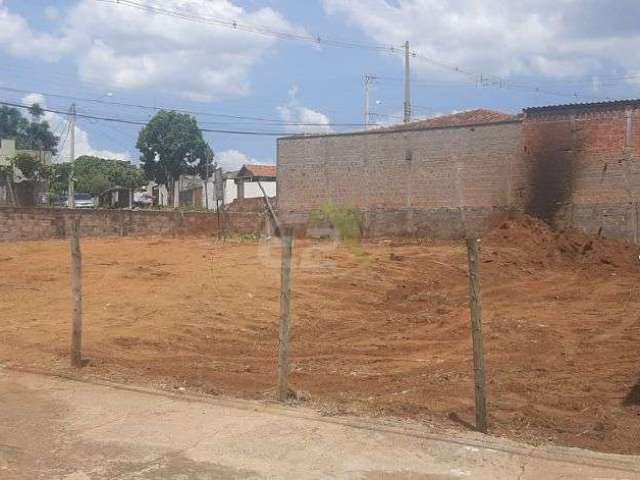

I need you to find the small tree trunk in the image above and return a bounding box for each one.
[168,176,177,208]
[6,178,17,207]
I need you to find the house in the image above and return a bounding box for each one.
[0,138,53,166]
[227,164,277,205]
[98,186,133,209]
[0,138,52,207]
[150,164,277,210]
[277,100,640,241]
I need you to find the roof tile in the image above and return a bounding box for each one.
[380,109,517,131]
[241,164,277,178]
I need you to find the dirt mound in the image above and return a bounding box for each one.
[485,215,640,271]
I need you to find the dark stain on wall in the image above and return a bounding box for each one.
[525,115,579,223]
[526,148,576,222]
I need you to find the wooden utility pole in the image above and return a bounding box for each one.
[70,217,83,367]
[277,228,293,401]
[466,238,488,433]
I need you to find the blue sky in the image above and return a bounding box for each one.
[1,0,640,170]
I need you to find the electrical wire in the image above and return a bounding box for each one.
[95,0,614,104]
[0,100,312,137]
[94,0,403,55]
[0,86,366,128]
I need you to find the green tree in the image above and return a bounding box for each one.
[48,156,145,198]
[136,110,213,206]
[12,152,50,181]
[48,162,71,198]
[0,105,58,153]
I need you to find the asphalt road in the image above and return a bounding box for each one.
[1,368,639,479]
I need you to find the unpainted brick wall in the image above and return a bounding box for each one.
[0,207,268,242]
[523,106,640,241]
[277,121,526,237]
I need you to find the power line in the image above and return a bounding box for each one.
[0,100,316,137]
[94,0,612,105]
[95,0,403,55]
[0,86,366,128]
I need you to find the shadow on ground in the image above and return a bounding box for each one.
[624,379,640,406]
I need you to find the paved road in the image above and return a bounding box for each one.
[1,369,639,479]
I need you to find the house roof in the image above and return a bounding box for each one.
[380,109,517,132]
[524,99,640,115]
[239,164,277,178]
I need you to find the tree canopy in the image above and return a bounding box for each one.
[49,156,145,197]
[0,104,59,153]
[136,110,213,199]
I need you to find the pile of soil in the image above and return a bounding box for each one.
[485,215,640,271]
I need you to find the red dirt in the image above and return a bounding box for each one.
[1,217,639,454]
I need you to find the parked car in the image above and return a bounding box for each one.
[54,193,97,208]
[72,193,97,208]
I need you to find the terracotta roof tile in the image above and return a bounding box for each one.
[240,164,277,178]
[381,109,517,132]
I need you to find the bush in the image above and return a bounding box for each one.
[309,202,363,241]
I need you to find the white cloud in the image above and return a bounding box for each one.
[0,0,72,61]
[44,6,60,21]
[0,0,302,100]
[216,149,271,171]
[21,93,130,162]
[277,85,333,134]
[322,0,640,81]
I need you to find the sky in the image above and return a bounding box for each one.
[1,0,640,170]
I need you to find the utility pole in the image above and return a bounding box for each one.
[404,41,412,124]
[363,74,377,130]
[68,103,76,208]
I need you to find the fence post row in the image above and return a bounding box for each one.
[70,217,83,368]
[466,238,488,433]
[277,227,293,402]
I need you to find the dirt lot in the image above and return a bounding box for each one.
[1,217,639,455]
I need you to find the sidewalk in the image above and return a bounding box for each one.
[1,369,639,479]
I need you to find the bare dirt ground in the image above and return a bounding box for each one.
[1,217,639,455]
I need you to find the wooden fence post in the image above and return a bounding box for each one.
[466,238,488,433]
[277,228,293,401]
[70,217,83,368]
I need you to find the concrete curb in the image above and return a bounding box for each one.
[4,365,639,475]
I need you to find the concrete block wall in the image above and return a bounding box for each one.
[0,207,268,242]
[278,121,526,237]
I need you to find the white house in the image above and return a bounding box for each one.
[151,164,277,209]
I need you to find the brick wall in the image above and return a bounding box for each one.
[278,103,640,241]
[523,104,640,240]
[278,121,526,237]
[0,207,268,242]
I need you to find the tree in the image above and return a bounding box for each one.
[48,156,145,198]
[136,110,213,206]
[12,152,50,182]
[0,152,50,207]
[0,105,58,153]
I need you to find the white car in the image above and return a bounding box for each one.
[67,193,96,208]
